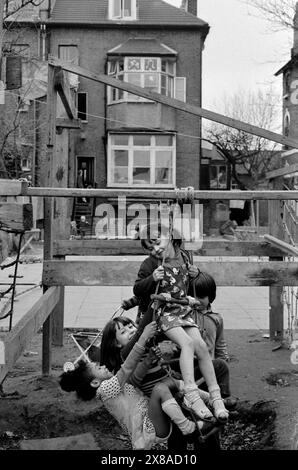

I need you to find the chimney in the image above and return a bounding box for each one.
[180,0,197,16]
[188,0,197,16]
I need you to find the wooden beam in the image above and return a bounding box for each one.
[48,56,298,149]
[54,67,76,120]
[0,179,28,196]
[42,260,298,287]
[264,234,298,257]
[56,118,81,129]
[53,239,284,258]
[0,287,60,384]
[25,187,298,200]
[0,202,33,231]
[266,163,298,180]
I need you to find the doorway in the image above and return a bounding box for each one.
[76,156,95,188]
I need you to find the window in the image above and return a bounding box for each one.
[58,45,79,88]
[109,0,136,20]
[108,134,176,187]
[9,44,30,88]
[108,57,181,103]
[77,92,88,122]
[210,165,228,189]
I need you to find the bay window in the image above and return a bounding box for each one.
[108,57,180,103]
[108,134,176,187]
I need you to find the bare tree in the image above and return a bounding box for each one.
[203,87,281,189]
[1,0,48,180]
[3,0,45,20]
[245,0,296,32]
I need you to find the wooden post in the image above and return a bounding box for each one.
[45,65,72,349]
[268,176,284,342]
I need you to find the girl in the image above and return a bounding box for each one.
[133,223,229,423]
[60,321,199,450]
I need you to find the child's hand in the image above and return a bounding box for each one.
[158,292,171,302]
[186,295,197,307]
[188,265,199,278]
[142,321,157,341]
[153,266,165,281]
[148,346,162,361]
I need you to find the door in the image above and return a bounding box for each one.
[77,156,95,188]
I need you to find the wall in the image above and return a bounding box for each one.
[50,26,203,190]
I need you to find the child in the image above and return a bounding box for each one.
[59,321,199,449]
[188,271,236,406]
[133,223,229,423]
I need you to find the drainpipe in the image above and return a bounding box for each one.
[0,0,5,84]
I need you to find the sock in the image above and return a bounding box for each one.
[197,388,210,404]
[161,398,195,435]
[208,386,229,421]
[184,386,213,420]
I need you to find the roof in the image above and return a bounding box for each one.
[275,54,298,76]
[49,0,209,29]
[108,38,177,56]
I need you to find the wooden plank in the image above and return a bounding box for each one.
[42,260,298,287]
[56,118,81,129]
[54,68,76,119]
[48,56,298,149]
[0,287,60,383]
[0,179,28,196]
[0,202,33,231]
[266,163,298,180]
[26,187,298,200]
[53,239,285,258]
[264,234,298,257]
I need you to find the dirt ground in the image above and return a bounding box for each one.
[0,327,298,452]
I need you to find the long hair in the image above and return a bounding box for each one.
[99,316,136,372]
[188,271,217,304]
[59,360,96,401]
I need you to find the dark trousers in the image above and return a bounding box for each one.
[194,358,231,398]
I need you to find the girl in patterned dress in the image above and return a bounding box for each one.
[59,321,200,450]
[133,223,229,423]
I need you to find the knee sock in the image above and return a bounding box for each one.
[197,388,210,404]
[161,398,195,435]
[184,385,213,420]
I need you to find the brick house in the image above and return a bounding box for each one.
[275,3,298,182]
[2,0,211,235]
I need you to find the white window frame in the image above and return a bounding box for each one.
[58,45,79,89]
[107,133,176,188]
[108,57,179,104]
[109,0,136,20]
[174,77,186,102]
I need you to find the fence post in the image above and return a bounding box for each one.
[268,176,284,342]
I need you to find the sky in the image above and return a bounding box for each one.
[165,0,291,122]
